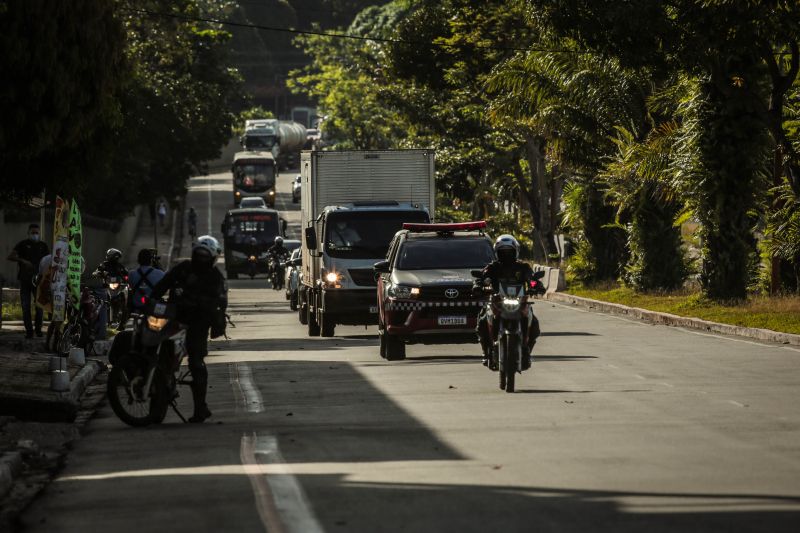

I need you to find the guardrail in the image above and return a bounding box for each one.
[531,264,566,294]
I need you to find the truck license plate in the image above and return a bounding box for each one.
[369,306,378,313]
[438,315,467,326]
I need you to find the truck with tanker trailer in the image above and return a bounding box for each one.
[240,119,307,169]
[299,149,435,337]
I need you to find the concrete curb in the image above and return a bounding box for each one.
[547,292,800,347]
[0,451,22,498]
[58,359,104,408]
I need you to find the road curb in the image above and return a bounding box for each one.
[0,451,22,498]
[546,292,800,347]
[59,360,104,408]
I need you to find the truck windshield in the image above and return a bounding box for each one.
[233,163,275,192]
[396,239,494,270]
[224,213,280,247]
[243,134,276,151]
[324,210,429,259]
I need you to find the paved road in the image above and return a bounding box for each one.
[20,171,800,532]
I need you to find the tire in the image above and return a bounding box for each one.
[290,291,298,311]
[107,361,166,427]
[299,301,308,325]
[385,333,406,361]
[505,336,518,393]
[320,312,335,337]
[307,304,320,336]
[499,370,506,390]
[378,327,387,359]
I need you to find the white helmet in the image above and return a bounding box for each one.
[494,234,519,262]
[193,235,221,258]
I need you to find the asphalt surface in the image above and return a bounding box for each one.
[19,170,800,533]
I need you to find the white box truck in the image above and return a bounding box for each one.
[300,149,435,337]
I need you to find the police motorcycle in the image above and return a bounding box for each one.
[107,299,189,426]
[472,269,545,393]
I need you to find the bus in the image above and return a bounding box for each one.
[220,208,287,279]
[231,151,277,207]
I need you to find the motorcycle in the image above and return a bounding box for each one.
[53,286,100,356]
[107,300,189,426]
[106,274,129,328]
[247,254,258,279]
[473,270,544,393]
[268,254,287,290]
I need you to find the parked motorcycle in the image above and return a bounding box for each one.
[107,300,189,426]
[473,270,544,393]
[53,286,100,356]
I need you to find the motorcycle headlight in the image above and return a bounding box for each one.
[501,298,521,313]
[269,191,275,196]
[147,316,168,331]
[249,255,256,261]
[108,282,120,290]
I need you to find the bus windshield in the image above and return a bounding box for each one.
[224,212,280,248]
[324,210,430,259]
[233,163,275,192]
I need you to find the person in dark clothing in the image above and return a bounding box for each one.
[93,248,128,279]
[266,236,288,263]
[7,224,49,338]
[150,235,227,423]
[474,234,541,369]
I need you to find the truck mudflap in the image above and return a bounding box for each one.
[319,288,379,325]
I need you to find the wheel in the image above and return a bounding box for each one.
[320,311,335,337]
[505,337,518,393]
[307,305,320,336]
[499,370,506,390]
[385,333,406,361]
[378,327,387,359]
[107,360,166,427]
[299,301,308,325]
[290,291,298,311]
[226,269,238,280]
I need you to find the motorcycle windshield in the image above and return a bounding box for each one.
[499,283,524,298]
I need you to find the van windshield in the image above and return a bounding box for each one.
[324,210,429,259]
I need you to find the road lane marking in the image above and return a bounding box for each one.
[728,400,746,408]
[659,382,674,388]
[634,374,646,380]
[241,434,285,533]
[230,362,264,413]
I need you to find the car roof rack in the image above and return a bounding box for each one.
[402,220,487,234]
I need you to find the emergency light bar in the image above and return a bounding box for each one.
[402,221,487,232]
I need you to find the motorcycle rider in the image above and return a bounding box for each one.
[93,248,129,334]
[150,236,227,423]
[474,235,541,369]
[127,248,165,312]
[266,236,289,284]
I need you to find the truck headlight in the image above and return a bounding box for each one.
[389,285,418,299]
[324,271,342,288]
[325,272,339,283]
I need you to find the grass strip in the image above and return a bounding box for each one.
[566,284,800,335]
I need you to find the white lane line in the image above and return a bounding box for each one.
[241,434,284,533]
[634,374,646,380]
[728,400,746,408]
[659,382,674,388]
[230,362,264,413]
[245,433,325,533]
[207,178,213,235]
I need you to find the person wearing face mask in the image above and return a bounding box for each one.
[473,234,540,369]
[7,224,50,338]
[149,235,227,423]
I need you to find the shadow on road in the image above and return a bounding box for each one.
[210,337,377,353]
[541,331,599,336]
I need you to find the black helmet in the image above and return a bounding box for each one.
[106,248,123,262]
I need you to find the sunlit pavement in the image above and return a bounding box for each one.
[20,171,800,533]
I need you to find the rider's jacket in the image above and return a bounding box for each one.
[266,244,288,260]
[150,260,228,325]
[476,260,534,292]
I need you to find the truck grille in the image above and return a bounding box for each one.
[348,268,377,287]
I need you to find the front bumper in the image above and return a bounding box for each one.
[321,288,379,325]
[384,298,484,343]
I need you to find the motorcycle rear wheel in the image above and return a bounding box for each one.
[107,361,168,427]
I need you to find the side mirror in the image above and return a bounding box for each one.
[532,270,545,280]
[304,227,317,250]
[470,269,483,278]
[373,260,390,273]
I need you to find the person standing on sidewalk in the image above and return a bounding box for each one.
[7,223,49,338]
[157,200,168,231]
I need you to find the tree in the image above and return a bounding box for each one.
[0,0,126,199]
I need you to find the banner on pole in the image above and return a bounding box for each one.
[67,200,83,308]
[50,197,70,321]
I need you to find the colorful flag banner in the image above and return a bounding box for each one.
[67,200,83,308]
[51,197,70,321]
